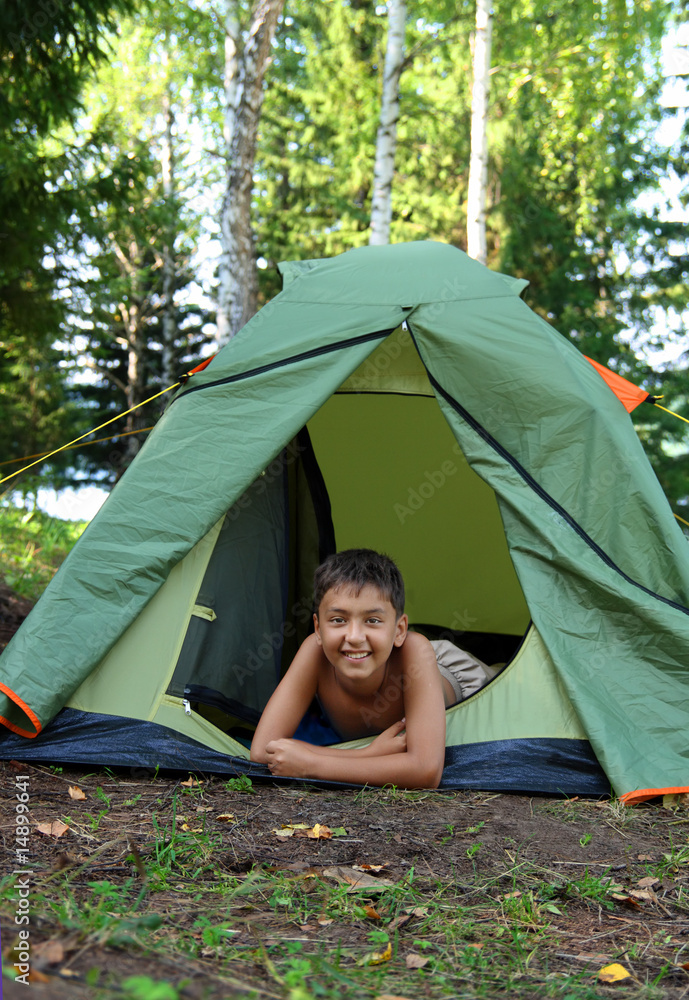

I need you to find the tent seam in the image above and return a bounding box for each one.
[172,328,399,404]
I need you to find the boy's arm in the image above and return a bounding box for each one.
[263,633,446,789]
[250,634,321,763]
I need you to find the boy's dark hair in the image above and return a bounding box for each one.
[313,549,405,618]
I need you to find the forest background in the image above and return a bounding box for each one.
[1,0,689,524]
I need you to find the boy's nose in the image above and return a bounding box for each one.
[346,622,365,643]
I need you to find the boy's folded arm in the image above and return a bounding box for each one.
[250,634,321,763]
[263,738,444,788]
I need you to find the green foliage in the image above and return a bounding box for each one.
[0,501,86,600]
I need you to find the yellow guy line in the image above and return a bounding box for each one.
[0,426,154,468]
[0,383,179,487]
[654,403,689,427]
[675,513,689,528]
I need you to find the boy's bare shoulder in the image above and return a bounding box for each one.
[393,630,437,673]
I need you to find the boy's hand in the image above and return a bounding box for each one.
[367,718,407,756]
[264,738,314,778]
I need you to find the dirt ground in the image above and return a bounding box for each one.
[0,582,34,653]
[2,761,689,999]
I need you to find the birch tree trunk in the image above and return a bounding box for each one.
[369,0,406,246]
[466,0,492,265]
[216,0,284,346]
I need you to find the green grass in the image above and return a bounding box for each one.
[0,500,87,600]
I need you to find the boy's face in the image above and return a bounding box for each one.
[313,584,407,685]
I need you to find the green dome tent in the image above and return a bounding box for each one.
[2,241,688,802]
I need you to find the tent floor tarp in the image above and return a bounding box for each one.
[0,708,611,796]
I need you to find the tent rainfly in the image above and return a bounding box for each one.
[1,241,689,803]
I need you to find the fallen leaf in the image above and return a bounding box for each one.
[34,939,65,966]
[181,776,202,786]
[273,823,310,838]
[353,863,389,873]
[216,813,236,823]
[330,826,347,837]
[388,913,412,932]
[406,906,429,917]
[322,865,396,892]
[636,876,659,888]
[68,786,86,801]
[363,904,381,920]
[610,893,641,908]
[36,820,69,838]
[361,941,392,966]
[393,833,403,843]
[598,963,631,983]
[317,916,333,926]
[27,970,50,983]
[375,995,415,1000]
[405,952,430,969]
[628,889,655,901]
[299,924,315,932]
[637,854,654,862]
[180,823,203,832]
[307,823,332,839]
[503,891,522,899]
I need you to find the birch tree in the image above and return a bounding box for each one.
[369,0,407,246]
[216,0,284,346]
[466,0,492,264]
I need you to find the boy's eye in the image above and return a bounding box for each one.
[366,618,382,625]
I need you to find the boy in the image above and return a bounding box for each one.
[251,549,487,789]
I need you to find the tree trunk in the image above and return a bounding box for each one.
[466,0,492,265]
[216,0,284,346]
[160,53,177,387]
[369,0,406,246]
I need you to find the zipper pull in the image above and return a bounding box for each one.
[182,699,192,716]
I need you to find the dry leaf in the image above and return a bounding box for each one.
[317,916,333,926]
[322,865,396,892]
[180,823,203,833]
[375,995,415,1000]
[363,904,381,920]
[503,891,522,899]
[216,813,236,823]
[307,823,332,839]
[405,952,430,969]
[636,877,659,888]
[36,820,69,838]
[406,906,429,917]
[68,786,86,801]
[180,776,202,787]
[27,969,50,983]
[598,963,631,983]
[353,863,389,873]
[362,941,392,966]
[637,854,654,861]
[610,893,641,908]
[273,823,309,838]
[35,939,65,966]
[393,833,403,843]
[628,889,655,901]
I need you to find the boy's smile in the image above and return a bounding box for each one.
[314,583,407,693]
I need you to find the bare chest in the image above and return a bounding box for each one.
[317,665,406,741]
